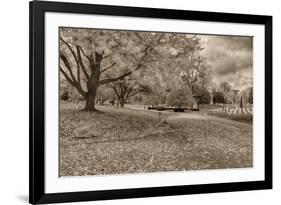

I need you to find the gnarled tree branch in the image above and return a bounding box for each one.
[100,62,116,73]
[100,71,132,85]
[60,53,77,83]
[60,37,79,64]
[76,46,90,80]
[77,45,91,61]
[59,66,86,97]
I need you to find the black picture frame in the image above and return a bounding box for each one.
[29,1,272,204]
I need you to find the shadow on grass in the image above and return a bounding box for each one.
[79,109,105,114]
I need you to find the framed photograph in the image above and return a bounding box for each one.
[29,0,272,204]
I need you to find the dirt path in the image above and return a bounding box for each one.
[126,106,251,131]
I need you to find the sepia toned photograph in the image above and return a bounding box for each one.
[59,27,253,177]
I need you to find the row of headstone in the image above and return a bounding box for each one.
[216,107,253,115]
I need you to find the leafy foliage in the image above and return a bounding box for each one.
[59,28,211,110]
[96,86,115,105]
[213,91,225,104]
[166,85,193,108]
[59,28,165,110]
[219,81,233,104]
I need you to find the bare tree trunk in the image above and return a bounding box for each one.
[83,84,98,111]
[119,98,125,108]
[210,93,214,105]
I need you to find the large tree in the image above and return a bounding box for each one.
[179,56,212,93]
[175,36,213,104]
[166,85,193,109]
[59,28,164,111]
[139,35,203,106]
[219,81,232,104]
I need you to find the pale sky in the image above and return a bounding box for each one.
[200,35,253,91]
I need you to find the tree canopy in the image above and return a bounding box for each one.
[59,28,213,110]
[166,85,193,108]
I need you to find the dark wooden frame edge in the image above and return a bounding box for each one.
[29,1,272,204]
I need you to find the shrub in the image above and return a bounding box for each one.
[173,108,185,112]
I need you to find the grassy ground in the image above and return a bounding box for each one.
[208,112,253,123]
[59,102,253,176]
